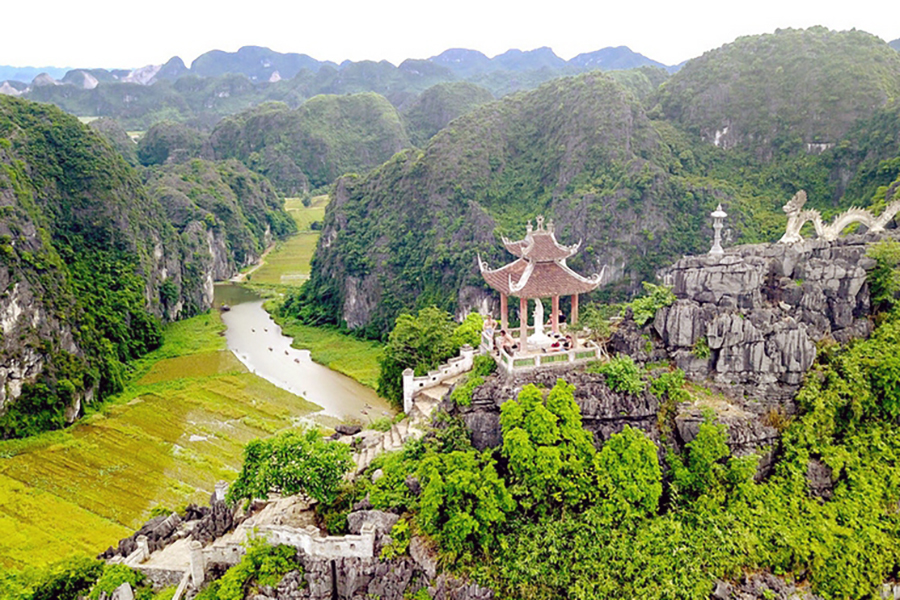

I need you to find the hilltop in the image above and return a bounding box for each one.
[657,27,900,159]
[286,27,900,336]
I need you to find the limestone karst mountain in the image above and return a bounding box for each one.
[208,93,412,195]
[0,96,294,437]
[0,44,675,129]
[657,27,900,159]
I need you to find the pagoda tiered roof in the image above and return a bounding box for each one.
[479,216,602,298]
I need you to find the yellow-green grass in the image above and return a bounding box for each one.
[0,312,320,570]
[250,197,328,285]
[250,233,320,285]
[275,314,383,389]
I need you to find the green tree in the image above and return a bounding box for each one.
[416,450,515,559]
[867,239,900,312]
[593,426,662,522]
[500,381,597,513]
[377,307,480,407]
[227,429,353,507]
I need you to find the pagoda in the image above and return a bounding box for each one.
[479,216,602,345]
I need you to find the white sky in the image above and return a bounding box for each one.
[3,0,899,69]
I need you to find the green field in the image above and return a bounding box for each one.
[0,312,320,570]
[250,196,327,285]
[275,314,383,389]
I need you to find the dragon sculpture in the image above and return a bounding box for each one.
[778,190,900,244]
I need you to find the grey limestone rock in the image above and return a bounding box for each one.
[110,582,134,600]
[652,234,886,408]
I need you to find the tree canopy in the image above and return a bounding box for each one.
[227,429,353,506]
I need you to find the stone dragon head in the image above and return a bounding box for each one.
[783,190,807,216]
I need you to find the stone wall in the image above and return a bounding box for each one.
[403,345,476,413]
[649,234,884,410]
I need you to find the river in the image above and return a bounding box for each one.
[214,284,391,422]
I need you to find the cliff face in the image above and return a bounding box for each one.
[651,235,878,408]
[0,96,292,436]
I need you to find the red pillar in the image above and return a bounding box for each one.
[572,293,579,327]
[519,296,528,347]
[500,293,508,332]
[551,295,560,334]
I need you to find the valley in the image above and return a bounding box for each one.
[3,22,900,600]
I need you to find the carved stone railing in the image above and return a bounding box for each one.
[402,345,476,413]
[779,190,900,244]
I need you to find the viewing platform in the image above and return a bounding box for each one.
[481,326,609,375]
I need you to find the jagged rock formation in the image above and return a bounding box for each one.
[712,573,824,600]
[651,234,881,408]
[446,367,660,451]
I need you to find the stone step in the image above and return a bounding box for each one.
[390,424,402,447]
[395,419,408,439]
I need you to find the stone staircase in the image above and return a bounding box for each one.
[349,375,465,475]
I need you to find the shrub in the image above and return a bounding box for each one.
[691,336,711,359]
[380,518,411,560]
[449,375,484,407]
[198,538,299,600]
[593,425,663,522]
[588,355,645,395]
[623,283,676,326]
[500,381,597,513]
[417,450,515,559]
[227,429,353,507]
[867,239,900,311]
[28,557,104,600]
[89,565,147,600]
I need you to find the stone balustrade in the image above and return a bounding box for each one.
[402,344,476,413]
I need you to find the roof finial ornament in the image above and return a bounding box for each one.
[547,218,555,233]
[535,215,545,231]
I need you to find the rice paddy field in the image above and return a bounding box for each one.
[250,196,327,285]
[0,311,320,571]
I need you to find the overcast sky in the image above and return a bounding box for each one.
[3,0,899,69]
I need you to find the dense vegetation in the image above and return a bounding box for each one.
[208,94,411,195]
[285,28,900,337]
[6,44,670,130]
[0,96,294,438]
[402,82,494,146]
[658,27,900,160]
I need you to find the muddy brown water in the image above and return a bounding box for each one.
[215,284,391,422]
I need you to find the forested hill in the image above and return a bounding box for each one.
[0,96,294,438]
[658,27,900,159]
[0,45,671,130]
[208,93,412,195]
[285,27,900,337]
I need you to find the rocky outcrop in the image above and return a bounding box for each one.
[254,556,494,600]
[445,366,660,450]
[651,235,882,409]
[712,572,824,600]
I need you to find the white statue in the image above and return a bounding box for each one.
[779,189,900,244]
[527,299,553,347]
